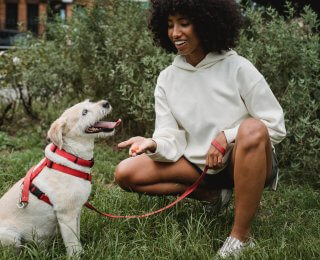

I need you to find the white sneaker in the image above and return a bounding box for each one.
[217,236,255,258]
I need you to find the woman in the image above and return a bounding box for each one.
[115,0,286,257]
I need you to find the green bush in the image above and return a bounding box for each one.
[236,5,319,184]
[0,1,318,182]
[0,0,172,134]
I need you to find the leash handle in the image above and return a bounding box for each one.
[85,166,208,219]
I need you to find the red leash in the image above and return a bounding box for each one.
[84,166,208,219]
[19,144,208,218]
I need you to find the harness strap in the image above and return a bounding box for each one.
[50,144,94,168]
[48,162,92,181]
[19,159,48,206]
[19,157,92,208]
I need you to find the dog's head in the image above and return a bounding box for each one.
[47,100,121,149]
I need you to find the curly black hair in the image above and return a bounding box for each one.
[148,0,243,53]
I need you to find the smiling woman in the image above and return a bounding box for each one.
[148,0,243,53]
[115,0,286,258]
[167,14,205,66]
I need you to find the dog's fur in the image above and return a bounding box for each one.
[0,100,115,256]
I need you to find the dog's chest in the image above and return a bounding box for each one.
[33,168,92,208]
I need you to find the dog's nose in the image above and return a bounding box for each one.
[102,101,110,109]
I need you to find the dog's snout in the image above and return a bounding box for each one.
[102,101,110,109]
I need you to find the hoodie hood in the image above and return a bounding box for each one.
[172,50,237,71]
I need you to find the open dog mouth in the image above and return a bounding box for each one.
[85,119,121,134]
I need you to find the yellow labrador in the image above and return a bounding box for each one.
[0,100,120,256]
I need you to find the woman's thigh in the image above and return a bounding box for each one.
[115,154,201,186]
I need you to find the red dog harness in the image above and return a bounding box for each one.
[18,144,93,208]
[18,144,208,218]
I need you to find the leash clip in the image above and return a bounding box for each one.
[17,200,28,209]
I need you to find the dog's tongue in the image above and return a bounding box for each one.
[93,119,121,129]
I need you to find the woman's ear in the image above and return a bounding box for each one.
[47,118,66,149]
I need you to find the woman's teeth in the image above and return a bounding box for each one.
[175,41,186,46]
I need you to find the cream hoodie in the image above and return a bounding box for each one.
[148,50,286,174]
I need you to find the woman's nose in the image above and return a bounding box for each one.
[172,25,182,38]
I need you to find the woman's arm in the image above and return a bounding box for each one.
[223,58,286,145]
[147,83,187,162]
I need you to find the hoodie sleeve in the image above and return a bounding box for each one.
[223,125,240,144]
[147,81,187,162]
[223,58,286,145]
[241,77,286,145]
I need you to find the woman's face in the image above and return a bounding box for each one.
[168,13,206,66]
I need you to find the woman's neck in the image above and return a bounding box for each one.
[185,50,207,67]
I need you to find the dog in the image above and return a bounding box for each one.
[0,99,120,256]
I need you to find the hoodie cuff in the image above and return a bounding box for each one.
[223,124,240,144]
[146,138,165,160]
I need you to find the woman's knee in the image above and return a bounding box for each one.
[237,118,269,150]
[114,158,136,191]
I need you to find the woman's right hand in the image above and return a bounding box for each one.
[118,136,157,157]
[206,132,228,169]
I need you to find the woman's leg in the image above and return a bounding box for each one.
[115,155,219,202]
[229,118,273,241]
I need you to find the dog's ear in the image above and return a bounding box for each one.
[47,118,67,149]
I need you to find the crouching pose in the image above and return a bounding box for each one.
[115,0,286,258]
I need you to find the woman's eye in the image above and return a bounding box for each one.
[181,20,190,27]
[82,109,88,116]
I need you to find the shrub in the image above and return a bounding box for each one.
[236,5,319,183]
[0,1,318,182]
[0,0,172,133]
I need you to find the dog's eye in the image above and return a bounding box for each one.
[82,109,88,116]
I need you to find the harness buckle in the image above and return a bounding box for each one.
[47,160,53,168]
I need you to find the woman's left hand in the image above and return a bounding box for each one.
[206,132,228,169]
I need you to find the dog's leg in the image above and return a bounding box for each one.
[56,211,83,257]
[0,227,22,252]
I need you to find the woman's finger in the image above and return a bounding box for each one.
[217,155,223,168]
[212,154,218,169]
[129,143,140,156]
[118,139,133,149]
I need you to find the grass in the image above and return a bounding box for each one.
[0,130,319,259]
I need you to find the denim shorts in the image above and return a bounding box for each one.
[188,149,278,189]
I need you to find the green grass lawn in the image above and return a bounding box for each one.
[0,130,319,259]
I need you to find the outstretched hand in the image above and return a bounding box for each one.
[206,132,228,169]
[118,136,157,157]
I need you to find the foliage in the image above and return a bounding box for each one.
[236,5,320,183]
[0,0,172,134]
[0,1,319,181]
[241,0,320,15]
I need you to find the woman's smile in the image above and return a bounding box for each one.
[168,13,206,66]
